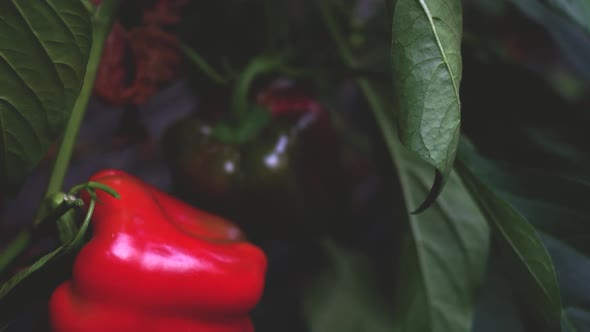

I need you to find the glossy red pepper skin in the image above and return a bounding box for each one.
[49,169,267,332]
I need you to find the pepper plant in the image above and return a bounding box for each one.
[0,0,589,331]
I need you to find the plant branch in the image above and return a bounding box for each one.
[0,0,120,277]
[43,0,120,198]
[318,0,358,68]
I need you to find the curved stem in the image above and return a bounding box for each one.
[231,56,282,117]
[70,198,96,248]
[0,0,120,277]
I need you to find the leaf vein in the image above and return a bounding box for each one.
[0,53,47,123]
[417,0,461,122]
[10,0,64,92]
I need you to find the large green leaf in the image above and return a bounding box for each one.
[391,141,490,332]
[457,161,563,331]
[359,79,488,332]
[391,0,463,211]
[0,0,92,194]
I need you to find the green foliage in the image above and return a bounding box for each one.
[0,0,92,194]
[0,183,118,330]
[458,160,563,331]
[0,0,588,330]
[303,240,396,332]
[391,140,490,332]
[458,141,590,257]
[391,0,463,211]
[361,79,489,332]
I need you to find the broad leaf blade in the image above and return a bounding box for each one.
[392,140,489,332]
[391,0,463,211]
[458,140,590,256]
[359,79,488,332]
[303,240,397,332]
[457,161,563,331]
[0,0,91,194]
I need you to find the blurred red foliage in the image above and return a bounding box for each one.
[93,0,188,106]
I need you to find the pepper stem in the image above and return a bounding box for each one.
[231,56,283,118]
[0,0,120,276]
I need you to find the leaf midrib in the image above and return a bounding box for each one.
[486,199,558,311]
[417,0,461,108]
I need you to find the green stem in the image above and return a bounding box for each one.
[0,231,31,273]
[70,198,96,248]
[0,0,120,276]
[319,0,400,172]
[231,56,282,117]
[180,41,229,85]
[318,0,357,68]
[44,0,119,198]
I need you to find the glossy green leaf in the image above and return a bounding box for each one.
[0,0,92,194]
[359,78,489,332]
[391,0,463,211]
[391,141,490,332]
[457,161,563,331]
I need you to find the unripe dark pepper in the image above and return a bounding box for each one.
[162,84,345,238]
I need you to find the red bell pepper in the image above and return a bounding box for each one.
[49,169,267,332]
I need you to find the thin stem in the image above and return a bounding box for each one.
[43,0,119,198]
[231,56,282,117]
[0,196,82,275]
[0,231,31,273]
[69,198,95,248]
[180,41,229,85]
[318,0,358,68]
[0,0,120,276]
